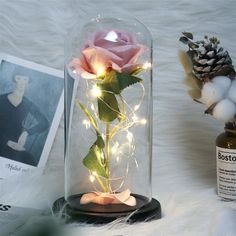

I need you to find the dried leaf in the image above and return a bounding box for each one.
[188,89,201,100]
[178,50,193,75]
[179,36,189,45]
[185,76,202,89]
[179,50,202,99]
[182,32,193,40]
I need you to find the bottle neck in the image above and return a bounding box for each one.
[224,122,236,136]
[224,128,236,137]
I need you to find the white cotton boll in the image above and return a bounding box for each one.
[228,80,236,104]
[213,99,236,122]
[212,76,232,94]
[201,82,224,107]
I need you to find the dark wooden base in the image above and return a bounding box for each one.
[53,194,161,224]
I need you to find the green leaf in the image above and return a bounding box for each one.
[96,70,142,122]
[116,72,142,92]
[101,70,120,94]
[77,102,98,132]
[131,67,144,75]
[94,132,105,148]
[83,145,108,178]
[182,32,193,40]
[100,70,143,95]
[97,90,120,122]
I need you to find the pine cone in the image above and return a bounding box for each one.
[179,32,236,83]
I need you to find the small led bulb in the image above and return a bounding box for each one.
[91,84,102,98]
[89,175,95,183]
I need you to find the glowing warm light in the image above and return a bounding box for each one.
[126,131,133,143]
[96,66,106,77]
[140,118,147,125]
[83,119,91,129]
[143,62,152,70]
[91,84,102,98]
[91,104,95,111]
[90,175,95,183]
[111,142,119,155]
[104,31,118,42]
[134,105,140,111]
[116,156,120,162]
[132,114,138,122]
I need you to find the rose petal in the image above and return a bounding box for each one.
[80,192,98,204]
[114,189,131,202]
[126,44,146,65]
[80,190,136,206]
[73,29,145,77]
[111,61,122,72]
[92,196,115,205]
[123,196,136,206]
[94,30,135,49]
[69,56,93,77]
[79,55,93,73]
[69,58,81,70]
[81,71,97,79]
[112,195,136,206]
[110,190,136,206]
[109,45,140,65]
[118,31,137,44]
[99,192,116,199]
[92,30,108,43]
[95,38,126,49]
[83,46,122,74]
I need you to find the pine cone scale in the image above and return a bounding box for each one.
[179,33,236,82]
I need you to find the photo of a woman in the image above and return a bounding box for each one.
[0,55,63,178]
[0,53,64,179]
[0,73,49,166]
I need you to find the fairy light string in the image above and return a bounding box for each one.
[79,62,151,193]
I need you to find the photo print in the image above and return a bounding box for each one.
[0,54,64,178]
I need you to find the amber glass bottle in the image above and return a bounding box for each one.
[216,125,236,200]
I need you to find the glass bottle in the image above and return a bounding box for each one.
[216,123,236,200]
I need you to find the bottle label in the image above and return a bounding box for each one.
[216,146,236,200]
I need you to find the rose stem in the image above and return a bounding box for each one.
[110,94,126,139]
[95,175,107,192]
[105,122,111,192]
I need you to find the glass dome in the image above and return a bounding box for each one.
[64,16,153,214]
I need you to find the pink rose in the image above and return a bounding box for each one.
[70,29,146,79]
